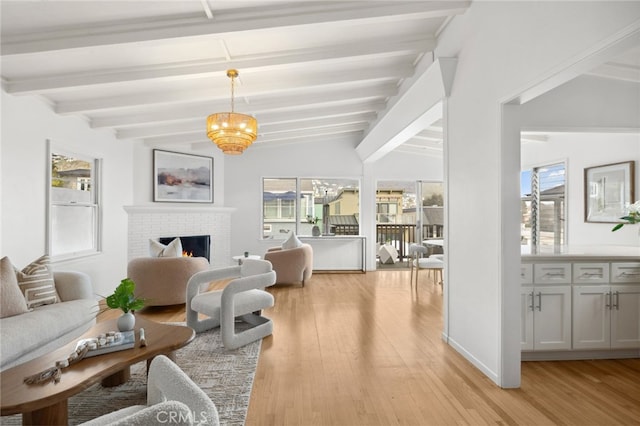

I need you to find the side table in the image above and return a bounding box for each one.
[232,254,261,265]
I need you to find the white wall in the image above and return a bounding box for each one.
[522,132,640,245]
[520,75,640,132]
[433,1,640,387]
[1,91,134,297]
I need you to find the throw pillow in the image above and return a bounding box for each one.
[15,255,60,309]
[149,237,183,257]
[282,232,303,250]
[1,256,29,318]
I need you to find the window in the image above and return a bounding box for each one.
[262,178,359,238]
[48,145,101,260]
[262,178,297,238]
[521,162,566,250]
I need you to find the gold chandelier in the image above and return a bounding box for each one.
[207,69,258,155]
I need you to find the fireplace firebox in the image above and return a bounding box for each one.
[159,235,211,261]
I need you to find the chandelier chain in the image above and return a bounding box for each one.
[230,73,235,113]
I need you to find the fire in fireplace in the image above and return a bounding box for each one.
[159,235,211,261]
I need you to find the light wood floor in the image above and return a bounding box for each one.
[127,270,640,426]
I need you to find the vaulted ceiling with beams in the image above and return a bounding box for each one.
[0,1,470,156]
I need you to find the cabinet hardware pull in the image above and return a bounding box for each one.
[536,292,542,311]
[544,272,565,278]
[613,291,619,310]
[619,271,640,277]
[605,292,611,309]
[580,272,602,278]
[529,291,534,311]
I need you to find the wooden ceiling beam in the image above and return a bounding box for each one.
[4,37,433,95]
[56,65,410,114]
[1,2,469,56]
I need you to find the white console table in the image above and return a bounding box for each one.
[299,236,365,272]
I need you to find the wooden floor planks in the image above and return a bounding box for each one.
[125,270,640,425]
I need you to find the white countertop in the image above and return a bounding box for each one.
[521,245,640,261]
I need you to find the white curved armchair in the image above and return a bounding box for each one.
[81,355,219,426]
[186,259,277,349]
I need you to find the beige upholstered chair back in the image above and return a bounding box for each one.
[127,257,209,306]
[264,243,313,286]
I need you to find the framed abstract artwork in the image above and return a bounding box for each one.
[584,161,635,223]
[153,150,213,203]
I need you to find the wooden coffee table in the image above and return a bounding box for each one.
[1,317,194,425]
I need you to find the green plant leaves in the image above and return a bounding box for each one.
[106,278,145,313]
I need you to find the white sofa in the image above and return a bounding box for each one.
[0,271,99,371]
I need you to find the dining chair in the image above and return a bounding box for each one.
[408,243,444,289]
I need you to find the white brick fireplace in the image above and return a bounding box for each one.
[124,205,235,268]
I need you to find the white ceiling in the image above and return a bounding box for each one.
[2,2,637,157]
[0,0,470,155]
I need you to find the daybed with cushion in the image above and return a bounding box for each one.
[1,256,98,371]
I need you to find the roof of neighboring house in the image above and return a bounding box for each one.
[423,207,444,225]
[54,159,91,178]
[328,215,359,225]
[263,190,298,201]
[403,206,444,225]
[521,184,565,200]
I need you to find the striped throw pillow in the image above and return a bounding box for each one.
[16,255,60,309]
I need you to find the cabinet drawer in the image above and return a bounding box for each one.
[573,263,610,283]
[611,263,640,283]
[534,263,571,284]
[521,264,533,284]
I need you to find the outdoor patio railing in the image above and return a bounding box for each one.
[331,223,444,260]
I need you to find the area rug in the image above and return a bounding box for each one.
[1,324,260,426]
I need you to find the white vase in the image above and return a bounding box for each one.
[117,312,135,332]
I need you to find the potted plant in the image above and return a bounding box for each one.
[106,278,145,331]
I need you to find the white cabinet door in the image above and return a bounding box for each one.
[521,287,534,351]
[572,285,610,350]
[533,286,572,350]
[610,285,640,349]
